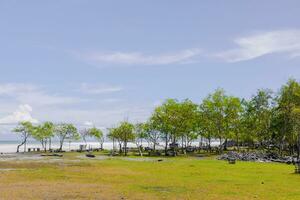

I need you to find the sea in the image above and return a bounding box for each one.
[0,140,113,153]
[0,140,220,153]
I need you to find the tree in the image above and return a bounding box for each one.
[144,120,160,151]
[150,100,173,155]
[274,79,300,155]
[107,127,120,153]
[243,89,273,149]
[89,127,104,149]
[198,102,215,151]
[177,100,198,154]
[150,99,198,155]
[293,107,300,159]
[55,123,80,151]
[118,122,135,156]
[200,89,226,152]
[80,128,90,145]
[199,89,242,153]
[108,122,135,156]
[134,123,147,156]
[13,121,34,153]
[224,95,242,150]
[32,122,54,152]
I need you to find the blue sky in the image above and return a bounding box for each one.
[0,1,300,137]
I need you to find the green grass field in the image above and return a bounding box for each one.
[0,153,299,200]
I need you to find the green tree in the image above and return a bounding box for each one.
[150,99,175,155]
[13,121,34,153]
[274,79,300,155]
[143,120,160,151]
[134,123,147,156]
[177,100,199,154]
[89,127,104,149]
[107,127,120,153]
[198,102,215,151]
[150,99,198,155]
[55,123,80,151]
[224,95,242,150]
[80,128,90,145]
[32,122,54,152]
[201,89,225,152]
[108,122,135,156]
[200,89,242,152]
[293,107,300,159]
[243,89,273,148]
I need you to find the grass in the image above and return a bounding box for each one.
[0,152,300,199]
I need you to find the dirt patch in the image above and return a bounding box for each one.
[76,155,110,160]
[0,153,44,161]
[119,157,164,162]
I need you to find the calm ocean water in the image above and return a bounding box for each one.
[0,140,219,153]
[0,140,112,153]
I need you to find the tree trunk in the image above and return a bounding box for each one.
[83,137,87,145]
[24,140,26,153]
[137,143,142,157]
[112,138,115,151]
[224,138,228,151]
[119,143,122,154]
[59,140,64,151]
[219,138,223,154]
[236,134,240,152]
[44,140,47,152]
[164,134,168,156]
[17,139,26,153]
[297,133,300,161]
[172,136,176,157]
[181,136,184,154]
[124,141,127,156]
[198,137,202,153]
[49,138,52,151]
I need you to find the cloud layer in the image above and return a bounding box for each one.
[0,82,152,132]
[82,48,202,65]
[0,83,82,106]
[0,104,38,124]
[216,29,300,62]
[79,83,122,94]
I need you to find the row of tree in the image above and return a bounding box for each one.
[13,122,103,152]
[13,79,300,157]
[106,79,300,157]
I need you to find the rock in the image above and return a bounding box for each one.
[86,154,95,158]
[218,151,294,164]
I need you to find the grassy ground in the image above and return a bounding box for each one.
[0,152,299,200]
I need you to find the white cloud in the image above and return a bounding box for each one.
[41,104,152,129]
[216,29,300,62]
[81,48,202,65]
[0,83,37,95]
[18,92,81,106]
[84,121,93,127]
[79,83,123,94]
[0,83,82,106]
[0,83,157,138]
[0,104,38,124]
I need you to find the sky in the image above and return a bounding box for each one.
[0,1,300,138]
